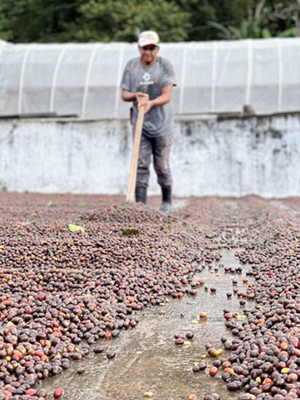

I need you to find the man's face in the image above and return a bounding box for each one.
[139,45,159,66]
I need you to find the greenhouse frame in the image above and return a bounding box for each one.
[0,37,299,119]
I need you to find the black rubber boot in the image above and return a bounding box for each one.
[160,186,172,214]
[135,186,147,204]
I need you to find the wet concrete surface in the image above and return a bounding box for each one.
[1,194,300,399]
[39,246,255,400]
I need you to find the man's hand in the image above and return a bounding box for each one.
[123,86,173,114]
[138,99,154,114]
[137,85,173,114]
[136,92,149,102]
[122,90,148,103]
[137,93,152,114]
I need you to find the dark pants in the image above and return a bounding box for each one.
[136,134,173,188]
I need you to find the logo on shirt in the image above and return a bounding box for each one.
[143,73,151,82]
[140,72,154,86]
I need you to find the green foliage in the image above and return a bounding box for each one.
[0,0,298,43]
[277,27,298,37]
[208,19,268,40]
[177,0,251,41]
[0,0,84,43]
[120,228,140,235]
[262,28,272,38]
[206,2,300,40]
[165,225,174,231]
[68,224,85,232]
[61,0,191,42]
[0,0,190,43]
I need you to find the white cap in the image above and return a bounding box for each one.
[138,31,160,47]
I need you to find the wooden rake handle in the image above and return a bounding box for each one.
[126,97,147,202]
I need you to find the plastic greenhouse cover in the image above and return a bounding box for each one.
[0,37,299,119]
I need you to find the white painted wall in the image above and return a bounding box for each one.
[0,113,299,198]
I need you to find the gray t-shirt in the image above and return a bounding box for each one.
[121,56,176,138]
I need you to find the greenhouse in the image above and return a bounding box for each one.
[0,37,299,119]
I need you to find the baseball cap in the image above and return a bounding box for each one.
[138,31,160,47]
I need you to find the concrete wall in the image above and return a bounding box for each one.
[0,113,299,198]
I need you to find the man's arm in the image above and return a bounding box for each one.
[122,90,148,103]
[139,85,173,114]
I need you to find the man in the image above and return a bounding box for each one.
[121,30,176,214]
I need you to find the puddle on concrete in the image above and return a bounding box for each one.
[39,248,255,400]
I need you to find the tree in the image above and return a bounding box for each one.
[207,2,299,40]
[0,0,83,43]
[61,0,191,42]
[296,0,300,36]
[0,0,190,43]
[0,0,299,43]
[174,0,300,41]
[203,0,300,40]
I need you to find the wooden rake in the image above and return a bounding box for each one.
[126,97,146,202]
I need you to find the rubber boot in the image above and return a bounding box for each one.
[135,186,147,204]
[160,186,172,214]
